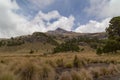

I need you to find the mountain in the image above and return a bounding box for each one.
[0,32,58,54]
[47,28,73,35]
[47,28,107,39]
[0,29,107,54]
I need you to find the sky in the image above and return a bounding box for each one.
[0,0,120,38]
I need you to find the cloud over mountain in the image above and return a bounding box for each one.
[75,18,111,33]
[0,0,75,38]
[0,0,119,38]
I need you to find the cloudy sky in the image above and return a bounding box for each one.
[0,0,120,38]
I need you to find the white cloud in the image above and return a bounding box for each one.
[0,0,75,38]
[46,15,75,31]
[85,0,120,18]
[101,0,120,17]
[30,10,75,32]
[0,0,28,38]
[29,0,55,9]
[79,0,120,33]
[75,18,111,33]
[37,11,61,21]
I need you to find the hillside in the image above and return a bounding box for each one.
[0,28,107,54]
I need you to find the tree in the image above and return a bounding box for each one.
[103,40,118,53]
[106,16,120,40]
[100,16,120,54]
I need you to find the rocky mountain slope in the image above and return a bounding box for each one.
[0,28,107,54]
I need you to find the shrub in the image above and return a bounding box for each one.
[53,41,80,53]
[102,40,118,53]
[96,47,103,55]
[6,39,24,46]
[81,48,84,52]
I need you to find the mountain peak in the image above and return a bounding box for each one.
[55,28,67,32]
[47,28,71,35]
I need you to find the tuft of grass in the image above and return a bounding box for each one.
[70,70,81,80]
[56,59,64,67]
[73,55,81,68]
[0,72,15,80]
[65,62,73,68]
[59,71,72,80]
[16,62,37,80]
[89,67,101,78]
[38,65,56,80]
[79,68,93,80]
[108,64,119,75]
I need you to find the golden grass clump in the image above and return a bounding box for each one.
[59,71,72,80]
[56,58,64,67]
[13,61,56,80]
[0,72,15,80]
[70,70,81,80]
[16,62,37,80]
[79,68,93,80]
[89,67,101,78]
[37,64,56,80]
[108,64,119,75]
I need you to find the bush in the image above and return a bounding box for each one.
[96,47,102,55]
[6,39,24,46]
[53,41,80,53]
[102,40,118,53]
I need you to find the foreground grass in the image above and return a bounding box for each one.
[0,51,120,80]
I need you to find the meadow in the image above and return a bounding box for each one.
[0,50,120,80]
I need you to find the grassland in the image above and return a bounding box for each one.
[0,50,120,80]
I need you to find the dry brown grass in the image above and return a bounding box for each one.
[0,51,120,80]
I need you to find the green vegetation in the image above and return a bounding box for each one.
[53,41,80,53]
[106,16,120,40]
[0,40,5,47]
[0,37,24,47]
[102,40,119,53]
[96,16,120,55]
[96,47,102,55]
[7,39,24,46]
[32,32,58,45]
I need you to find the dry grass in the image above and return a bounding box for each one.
[0,51,120,80]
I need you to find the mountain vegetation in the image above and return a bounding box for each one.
[96,16,120,54]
